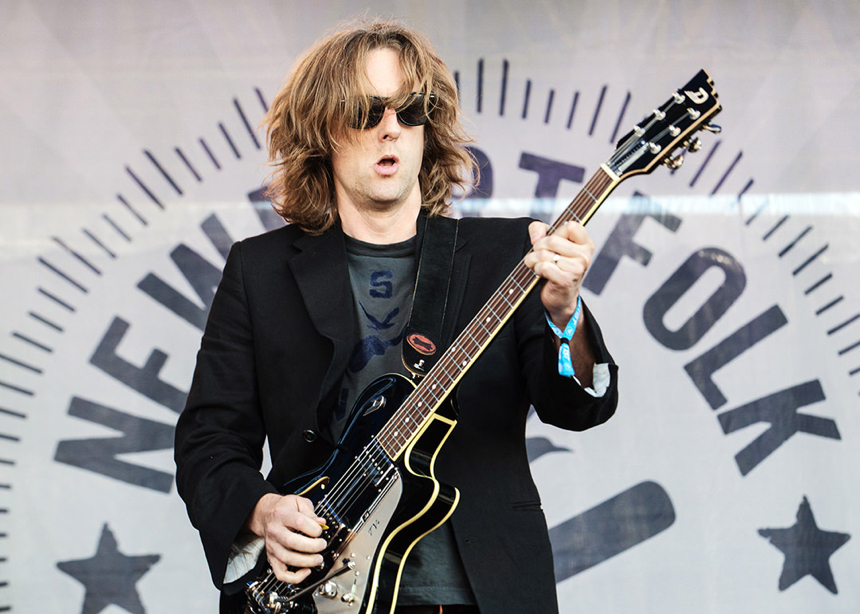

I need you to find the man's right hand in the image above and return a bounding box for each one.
[246,493,328,584]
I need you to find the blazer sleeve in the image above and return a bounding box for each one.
[174,241,278,589]
[514,234,619,432]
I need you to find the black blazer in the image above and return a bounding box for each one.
[175,216,618,613]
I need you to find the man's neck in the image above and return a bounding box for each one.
[338,200,421,244]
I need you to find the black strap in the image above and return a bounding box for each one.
[402,215,458,377]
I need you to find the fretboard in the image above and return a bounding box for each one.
[374,164,621,460]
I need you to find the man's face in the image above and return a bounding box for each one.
[330,47,425,218]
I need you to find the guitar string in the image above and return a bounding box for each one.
[255,448,386,597]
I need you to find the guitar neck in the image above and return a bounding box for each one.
[374,165,621,460]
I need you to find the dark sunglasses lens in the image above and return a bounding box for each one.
[397,93,435,126]
[350,97,385,129]
[365,98,386,128]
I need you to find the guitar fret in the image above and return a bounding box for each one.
[582,185,599,203]
[462,325,483,350]
[478,310,496,334]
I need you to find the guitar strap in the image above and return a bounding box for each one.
[402,214,459,378]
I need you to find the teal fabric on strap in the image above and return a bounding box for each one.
[545,295,583,378]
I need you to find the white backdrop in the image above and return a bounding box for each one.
[1,1,859,612]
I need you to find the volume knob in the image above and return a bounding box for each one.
[318,581,339,599]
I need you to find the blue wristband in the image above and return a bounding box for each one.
[545,296,583,378]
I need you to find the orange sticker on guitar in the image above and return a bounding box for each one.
[407,333,437,355]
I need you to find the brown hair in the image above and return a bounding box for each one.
[262,18,476,234]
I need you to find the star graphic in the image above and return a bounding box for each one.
[57,523,160,614]
[758,496,850,593]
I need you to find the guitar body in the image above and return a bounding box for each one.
[245,373,460,614]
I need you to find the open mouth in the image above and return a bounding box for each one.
[375,154,400,175]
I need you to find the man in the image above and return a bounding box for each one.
[175,19,618,614]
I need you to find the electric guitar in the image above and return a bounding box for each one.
[244,69,722,614]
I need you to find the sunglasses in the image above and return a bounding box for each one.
[349,92,437,129]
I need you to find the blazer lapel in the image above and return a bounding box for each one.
[285,216,470,437]
[288,225,357,434]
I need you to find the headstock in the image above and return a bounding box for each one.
[607,69,722,179]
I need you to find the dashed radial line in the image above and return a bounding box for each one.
[0,407,24,420]
[794,245,829,277]
[143,150,183,196]
[0,353,41,376]
[116,194,147,226]
[711,151,743,195]
[566,91,580,130]
[816,296,843,315]
[102,213,132,242]
[124,166,163,209]
[737,178,754,201]
[219,123,241,159]
[36,257,87,294]
[588,85,607,137]
[37,287,75,312]
[497,60,508,116]
[10,333,51,354]
[199,137,221,170]
[0,378,33,397]
[255,87,269,112]
[175,147,201,182]
[828,314,860,336]
[689,140,721,188]
[82,228,117,260]
[543,89,555,124]
[476,59,483,114]
[762,214,789,241]
[777,225,812,258]
[51,237,101,276]
[234,98,260,150]
[27,312,63,333]
[609,92,632,145]
[521,80,532,120]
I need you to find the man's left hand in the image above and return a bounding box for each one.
[524,220,594,330]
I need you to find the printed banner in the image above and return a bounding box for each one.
[1,1,858,612]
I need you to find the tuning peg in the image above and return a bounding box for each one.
[684,137,703,152]
[703,122,722,134]
[662,153,684,170]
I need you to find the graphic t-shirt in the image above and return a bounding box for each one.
[336,233,476,608]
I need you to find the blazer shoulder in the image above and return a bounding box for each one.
[236,223,303,251]
[456,215,533,234]
[455,215,534,255]
[227,223,309,266]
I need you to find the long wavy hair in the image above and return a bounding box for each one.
[262,19,476,234]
